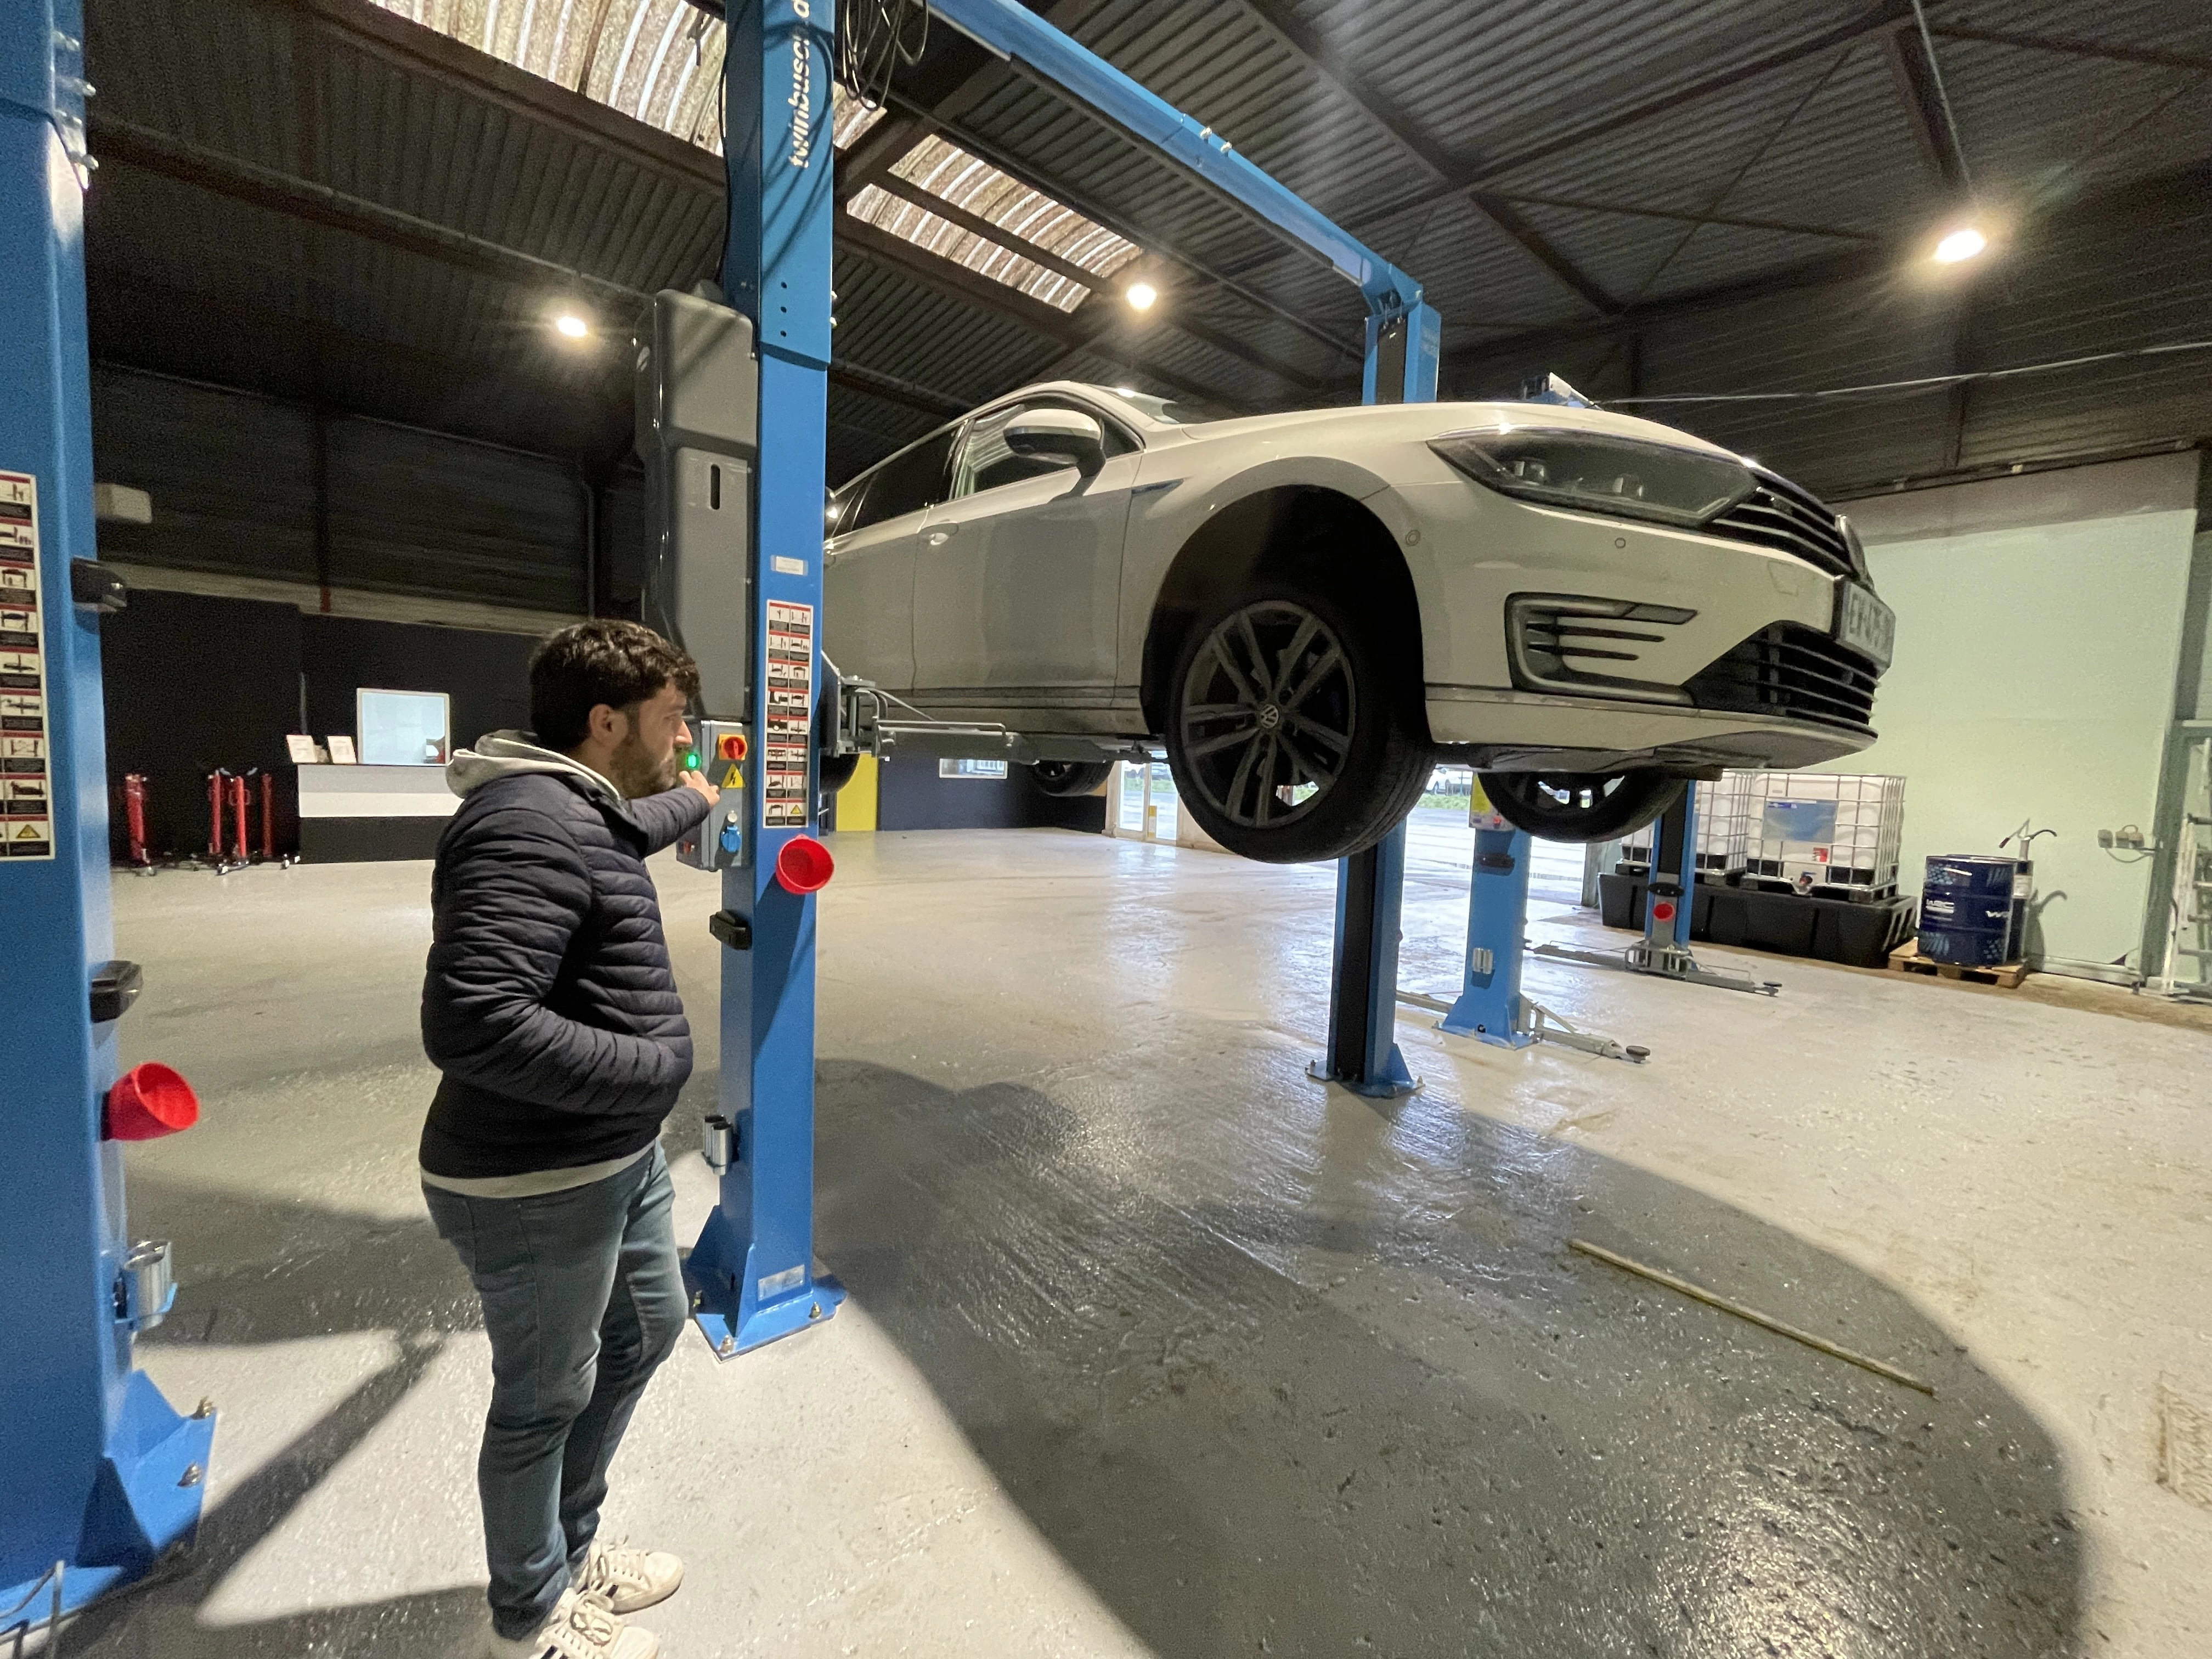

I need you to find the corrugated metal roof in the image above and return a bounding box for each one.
[77,0,2212,510]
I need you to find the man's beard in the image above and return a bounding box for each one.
[605,730,676,799]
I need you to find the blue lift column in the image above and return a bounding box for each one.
[1,0,216,1615]
[1438,804,1533,1048]
[1311,304,1440,1098]
[680,0,846,1357]
[1646,787,1698,953]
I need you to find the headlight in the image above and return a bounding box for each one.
[1429,426,1754,528]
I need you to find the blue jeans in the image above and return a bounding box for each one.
[424,1146,687,1639]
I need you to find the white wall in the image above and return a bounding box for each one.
[1832,452,2202,979]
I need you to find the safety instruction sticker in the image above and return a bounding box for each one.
[0,472,50,860]
[761,600,814,828]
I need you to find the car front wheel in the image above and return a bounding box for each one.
[1166,580,1430,864]
[1479,769,1685,843]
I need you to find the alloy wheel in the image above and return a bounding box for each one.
[1177,600,1356,830]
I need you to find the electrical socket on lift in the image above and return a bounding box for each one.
[2098,826,2155,851]
[677,719,751,871]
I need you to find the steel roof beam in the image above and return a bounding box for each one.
[837,215,1233,408]
[826,0,1339,394]
[267,0,723,193]
[92,114,656,309]
[1491,191,1876,244]
[848,170,1323,393]
[93,115,977,428]
[1881,22,1968,193]
[1435,154,2212,380]
[1229,0,1621,318]
[1214,0,1917,284]
[1929,27,2212,75]
[264,0,1277,414]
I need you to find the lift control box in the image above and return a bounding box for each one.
[636,290,757,721]
[676,719,751,871]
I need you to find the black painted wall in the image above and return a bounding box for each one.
[100,589,300,860]
[99,590,550,860]
[300,615,537,757]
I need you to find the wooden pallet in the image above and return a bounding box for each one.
[1886,944,2031,988]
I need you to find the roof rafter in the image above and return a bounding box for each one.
[1882,21,1969,193]
[93,114,971,426]
[837,215,1231,409]
[1229,0,1621,318]
[1929,26,2212,76]
[1217,0,1917,286]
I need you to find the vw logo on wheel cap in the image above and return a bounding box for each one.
[1257,704,1283,730]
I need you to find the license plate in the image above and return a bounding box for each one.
[1835,582,1894,668]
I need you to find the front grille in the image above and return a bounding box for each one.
[1708,479,1855,578]
[1685,623,1878,731]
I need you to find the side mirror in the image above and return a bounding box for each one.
[1005,409,1105,477]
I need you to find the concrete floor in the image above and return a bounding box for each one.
[42,814,2212,1656]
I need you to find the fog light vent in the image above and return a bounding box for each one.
[1506,594,1695,702]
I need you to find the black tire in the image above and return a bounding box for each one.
[1480,769,1685,843]
[1030,759,1111,798]
[819,750,861,794]
[1166,577,1430,864]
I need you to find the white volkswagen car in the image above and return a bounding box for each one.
[823,382,1893,864]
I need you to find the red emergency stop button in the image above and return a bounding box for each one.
[718,733,748,761]
[1651,900,1677,923]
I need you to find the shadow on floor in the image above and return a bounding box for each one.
[63,1069,2082,1658]
[811,1057,2083,1659]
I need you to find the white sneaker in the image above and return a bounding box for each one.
[480,1588,660,1659]
[574,1538,685,1615]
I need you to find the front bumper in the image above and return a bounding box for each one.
[1384,477,1881,770]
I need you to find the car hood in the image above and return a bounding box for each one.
[1154,398,1741,459]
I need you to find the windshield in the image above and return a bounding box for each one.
[1087,386,1205,426]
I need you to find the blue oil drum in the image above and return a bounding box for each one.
[1924,854,2031,899]
[1918,926,2012,966]
[1918,860,2027,964]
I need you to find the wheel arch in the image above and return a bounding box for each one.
[1138,483,1426,736]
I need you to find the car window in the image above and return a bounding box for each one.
[845,427,958,533]
[950,400,1138,500]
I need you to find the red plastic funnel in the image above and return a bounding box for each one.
[775,834,835,895]
[105,1062,200,1142]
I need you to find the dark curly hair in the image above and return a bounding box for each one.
[529,620,701,752]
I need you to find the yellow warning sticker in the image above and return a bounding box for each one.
[721,764,743,788]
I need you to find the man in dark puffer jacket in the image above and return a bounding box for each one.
[421,620,717,1659]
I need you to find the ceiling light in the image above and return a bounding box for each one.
[1126,282,1158,311]
[555,313,590,338]
[1933,227,1987,264]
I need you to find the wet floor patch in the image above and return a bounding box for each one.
[815,1058,2081,1658]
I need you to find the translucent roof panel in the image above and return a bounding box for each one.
[847,184,1089,312]
[891,136,1142,298]
[368,4,1133,311]
[369,1,893,157]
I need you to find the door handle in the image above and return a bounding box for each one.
[924,524,960,546]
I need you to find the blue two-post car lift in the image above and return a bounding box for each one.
[1,0,216,1623]
[0,0,1448,1616]
[672,0,1452,1368]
